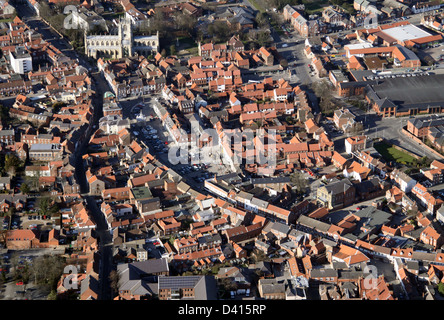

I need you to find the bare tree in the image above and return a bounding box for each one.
[109,270,121,297]
[290,171,308,194]
[311,80,336,115]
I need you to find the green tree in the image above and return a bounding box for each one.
[20,183,30,195]
[169,44,176,56]
[438,282,444,296]
[47,290,58,300]
[38,197,59,217]
[285,116,295,125]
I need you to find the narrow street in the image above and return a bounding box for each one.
[72,72,113,300]
[14,2,114,299]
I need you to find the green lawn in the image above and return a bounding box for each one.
[374,142,416,165]
[302,0,329,14]
[249,0,266,13]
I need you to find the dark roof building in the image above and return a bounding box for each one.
[158,275,218,300]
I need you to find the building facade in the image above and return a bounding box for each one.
[85,18,159,59]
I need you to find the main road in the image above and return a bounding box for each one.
[14,1,114,299]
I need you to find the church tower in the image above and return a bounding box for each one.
[118,18,133,58]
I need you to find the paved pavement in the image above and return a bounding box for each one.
[363,114,441,160]
[127,96,233,191]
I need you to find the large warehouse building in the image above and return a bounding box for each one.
[366,74,444,117]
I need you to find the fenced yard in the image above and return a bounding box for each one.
[374,141,417,166]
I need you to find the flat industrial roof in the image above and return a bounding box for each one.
[344,42,374,50]
[381,24,431,42]
[369,74,444,106]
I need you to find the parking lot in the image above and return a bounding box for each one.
[126,96,233,191]
[0,249,63,300]
[2,213,54,232]
[420,42,444,62]
[21,215,54,231]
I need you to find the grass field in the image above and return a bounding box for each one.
[374,142,416,165]
[248,0,267,13]
[302,0,329,14]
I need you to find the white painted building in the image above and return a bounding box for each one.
[9,47,32,74]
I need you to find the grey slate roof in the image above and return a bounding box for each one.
[297,215,331,233]
[250,177,291,185]
[259,279,286,294]
[353,206,392,231]
[270,221,291,235]
[311,268,338,278]
[158,275,218,300]
[250,197,269,209]
[324,178,354,195]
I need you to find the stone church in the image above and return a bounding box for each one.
[85,18,159,59]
